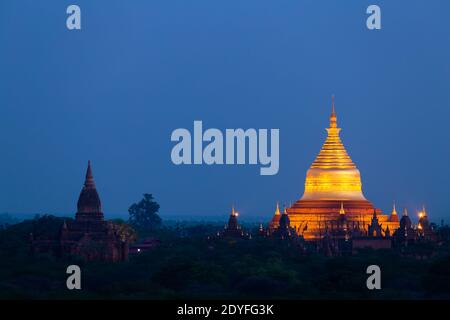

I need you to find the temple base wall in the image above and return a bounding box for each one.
[287,210,399,240]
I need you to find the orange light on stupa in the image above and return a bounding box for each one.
[301,95,367,201]
[286,96,400,240]
[339,202,345,215]
[231,206,239,217]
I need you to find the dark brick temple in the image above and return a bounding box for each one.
[31,161,129,262]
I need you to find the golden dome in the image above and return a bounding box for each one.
[300,97,368,201]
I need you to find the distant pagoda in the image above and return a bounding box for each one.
[220,206,246,238]
[271,207,298,239]
[268,202,281,232]
[32,161,130,262]
[75,161,104,221]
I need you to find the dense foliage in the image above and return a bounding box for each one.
[128,194,161,232]
[1,218,450,299]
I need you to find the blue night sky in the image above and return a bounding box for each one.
[0,1,449,222]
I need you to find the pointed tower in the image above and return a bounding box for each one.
[418,205,431,237]
[33,161,130,262]
[400,208,412,230]
[287,97,384,240]
[301,96,368,201]
[338,201,348,233]
[222,205,243,237]
[269,202,281,231]
[275,202,281,215]
[389,202,399,222]
[421,205,428,217]
[339,202,345,215]
[227,206,240,230]
[76,161,104,221]
[272,206,296,239]
[368,209,383,237]
[279,207,291,230]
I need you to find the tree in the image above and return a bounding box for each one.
[128,194,162,231]
[111,219,138,243]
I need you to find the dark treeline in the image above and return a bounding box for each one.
[1,215,450,299]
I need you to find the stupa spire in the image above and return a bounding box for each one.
[231,205,238,217]
[275,202,281,216]
[84,160,96,189]
[339,202,345,215]
[392,202,398,215]
[330,94,337,128]
[309,96,356,169]
[300,97,368,202]
[76,161,104,221]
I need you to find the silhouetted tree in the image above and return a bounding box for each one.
[128,194,161,231]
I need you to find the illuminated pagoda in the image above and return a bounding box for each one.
[268,202,281,233]
[417,206,435,240]
[271,207,298,239]
[389,203,399,223]
[367,210,383,238]
[287,97,400,240]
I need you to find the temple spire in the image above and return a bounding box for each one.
[392,202,398,215]
[231,205,238,217]
[76,161,103,220]
[330,95,337,128]
[84,160,96,189]
[309,96,356,170]
[339,202,345,215]
[275,202,281,216]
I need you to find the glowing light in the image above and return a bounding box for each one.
[300,102,368,201]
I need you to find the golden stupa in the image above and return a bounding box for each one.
[287,97,399,239]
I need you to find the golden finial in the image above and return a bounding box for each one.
[339,202,345,215]
[392,202,397,215]
[275,202,280,216]
[330,95,337,128]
